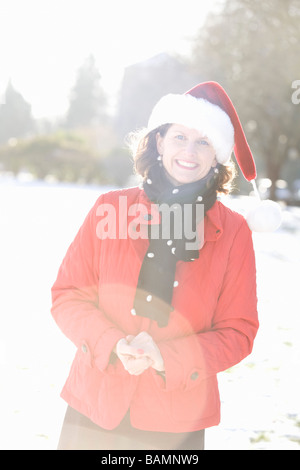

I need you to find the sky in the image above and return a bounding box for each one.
[0,0,219,119]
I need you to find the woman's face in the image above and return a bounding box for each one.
[156,124,217,185]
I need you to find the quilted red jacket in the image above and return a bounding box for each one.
[51,186,258,432]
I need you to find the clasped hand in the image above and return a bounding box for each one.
[115,331,165,376]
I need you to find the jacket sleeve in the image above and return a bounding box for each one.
[51,196,125,372]
[154,219,259,392]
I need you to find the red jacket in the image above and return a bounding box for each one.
[51,186,258,432]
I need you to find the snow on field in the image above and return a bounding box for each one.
[0,177,299,450]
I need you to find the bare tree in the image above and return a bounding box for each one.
[190,0,300,199]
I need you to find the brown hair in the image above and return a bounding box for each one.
[127,124,237,195]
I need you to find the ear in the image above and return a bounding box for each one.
[156,132,164,155]
[211,156,217,168]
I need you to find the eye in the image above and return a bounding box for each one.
[175,134,185,141]
[198,139,209,146]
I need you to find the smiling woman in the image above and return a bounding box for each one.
[51,81,259,450]
[156,124,217,185]
[131,123,236,195]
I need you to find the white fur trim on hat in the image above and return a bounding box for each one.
[147,93,235,164]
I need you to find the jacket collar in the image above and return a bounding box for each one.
[204,200,223,242]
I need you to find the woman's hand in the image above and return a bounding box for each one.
[127,332,165,372]
[116,332,165,375]
[115,337,153,376]
[126,331,165,372]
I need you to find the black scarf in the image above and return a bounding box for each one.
[133,164,219,327]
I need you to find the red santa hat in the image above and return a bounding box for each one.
[147,81,282,232]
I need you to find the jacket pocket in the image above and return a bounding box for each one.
[64,350,135,428]
[171,376,218,423]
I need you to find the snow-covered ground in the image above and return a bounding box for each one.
[0,176,299,450]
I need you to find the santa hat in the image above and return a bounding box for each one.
[147,81,282,232]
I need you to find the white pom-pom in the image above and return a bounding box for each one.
[246,199,282,232]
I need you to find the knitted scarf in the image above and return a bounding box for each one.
[133,164,219,327]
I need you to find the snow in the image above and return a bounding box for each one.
[0,177,299,450]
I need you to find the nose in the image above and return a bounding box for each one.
[184,141,197,158]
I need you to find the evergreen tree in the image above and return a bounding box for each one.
[0,80,35,144]
[65,55,107,128]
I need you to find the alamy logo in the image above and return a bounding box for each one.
[291,80,300,104]
[95,196,204,251]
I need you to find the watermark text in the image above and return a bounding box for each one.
[291,80,300,104]
[95,196,204,251]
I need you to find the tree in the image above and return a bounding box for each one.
[0,80,35,144]
[190,0,300,199]
[65,55,107,129]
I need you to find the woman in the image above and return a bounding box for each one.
[51,82,259,450]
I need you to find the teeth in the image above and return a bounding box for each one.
[177,160,197,168]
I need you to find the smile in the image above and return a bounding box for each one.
[176,159,198,169]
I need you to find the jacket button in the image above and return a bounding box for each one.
[190,371,199,381]
[81,344,88,354]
